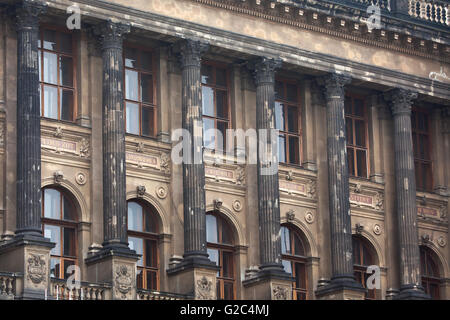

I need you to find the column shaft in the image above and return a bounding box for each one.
[254,58,284,272]
[97,21,130,248]
[15,0,46,236]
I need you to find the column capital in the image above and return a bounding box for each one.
[252,57,282,86]
[177,39,209,69]
[94,20,130,51]
[15,0,47,30]
[319,73,351,100]
[384,88,418,116]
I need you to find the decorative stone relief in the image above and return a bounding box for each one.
[306,180,316,198]
[160,152,171,174]
[374,192,384,211]
[286,170,293,181]
[0,121,4,147]
[373,224,382,235]
[286,209,295,222]
[53,126,63,138]
[75,172,87,185]
[195,276,214,300]
[232,200,242,212]
[137,185,146,197]
[236,166,245,185]
[353,183,362,193]
[53,171,63,184]
[136,142,144,153]
[213,199,223,210]
[437,236,446,247]
[272,285,289,300]
[305,211,314,224]
[355,223,364,234]
[114,265,133,299]
[156,185,167,199]
[79,138,90,157]
[440,205,447,219]
[27,253,46,285]
[421,234,431,244]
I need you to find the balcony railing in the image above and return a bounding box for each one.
[137,289,192,300]
[49,278,112,300]
[408,0,449,26]
[0,272,16,300]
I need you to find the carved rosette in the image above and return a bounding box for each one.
[385,88,418,116]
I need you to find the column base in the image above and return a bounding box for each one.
[85,246,139,300]
[393,285,430,300]
[243,268,294,300]
[315,276,367,300]
[0,234,55,300]
[167,256,219,300]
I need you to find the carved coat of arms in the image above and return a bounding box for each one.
[27,253,46,284]
[115,265,133,298]
[196,276,213,300]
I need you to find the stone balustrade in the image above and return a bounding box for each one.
[49,279,112,300]
[137,289,191,300]
[0,272,16,299]
[409,0,449,25]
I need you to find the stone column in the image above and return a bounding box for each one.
[315,73,365,300]
[167,40,218,300]
[85,21,139,300]
[243,58,292,300]
[385,89,429,300]
[0,0,54,300]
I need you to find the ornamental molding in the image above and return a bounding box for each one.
[195,276,214,300]
[272,284,291,300]
[124,141,172,176]
[189,0,449,62]
[349,181,384,213]
[416,193,448,224]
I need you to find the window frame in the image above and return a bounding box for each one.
[345,93,370,178]
[280,224,308,300]
[274,77,303,165]
[123,43,158,138]
[352,235,377,300]
[420,246,441,299]
[201,60,232,152]
[206,211,236,300]
[412,107,433,192]
[38,24,78,122]
[41,187,78,280]
[127,200,160,291]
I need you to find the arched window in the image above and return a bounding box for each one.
[352,236,376,300]
[281,225,307,300]
[206,212,235,300]
[127,200,159,291]
[42,187,78,279]
[420,246,441,299]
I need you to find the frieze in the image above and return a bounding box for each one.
[279,177,317,200]
[416,194,448,223]
[348,181,384,212]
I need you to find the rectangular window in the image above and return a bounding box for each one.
[124,45,157,137]
[275,79,302,165]
[39,27,76,122]
[345,95,369,178]
[412,109,432,191]
[201,62,230,151]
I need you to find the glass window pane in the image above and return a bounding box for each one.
[286,83,297,102]
[293,233,305,256]
[62,194,75,221]
[43,52,57,84]
[206,215,218,244]
[142,106,154,137]
[147,271,157,290]
[224,282,234,300]
[145,240,158,268]
[280,226,290,255]
[125,47,138,68]
[136,268,143,289]
[275,102,285,131]
[50,258,60,278]
[282,259,292,274]
[59,56,73,87]
[43,29,57,51]
[207,248,219,267]
[128,237,144,266]
[347,148,355,176]
[63,228,76,257]
[141,51,153,71]
[222,251,234,278]
[354,99,364,117]
[144,209,157,233]
[43,86,58,119]
[202,86,214,117]
[126,102,139,135]
[44,225,61,256]
[278,135,286,163]
[125,69,139,101]
[275,81,284,100]
[216,68,227,87]
[63,260,75,280]
[39,51,42,81]
[287,106,298,133]
[295,263,306,289]
[44,189,61,219]
[419,134,429,160]
[60,89,74,121]
[356,149,367,178]
[220,220,232,245]
[201,64,213,85]
[288,136,299,164]
[216,90,228,119]
[217,121,227,151]
[346,118,354,144]
[141,74,153,104]
[127,202,143,231]
[203,118,215,150]
[345,96,352,115]
[60,33,72,54]
[355,120,366,147]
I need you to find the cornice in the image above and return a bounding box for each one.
[190,0,449,63]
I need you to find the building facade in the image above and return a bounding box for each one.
[0,0,449,300]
